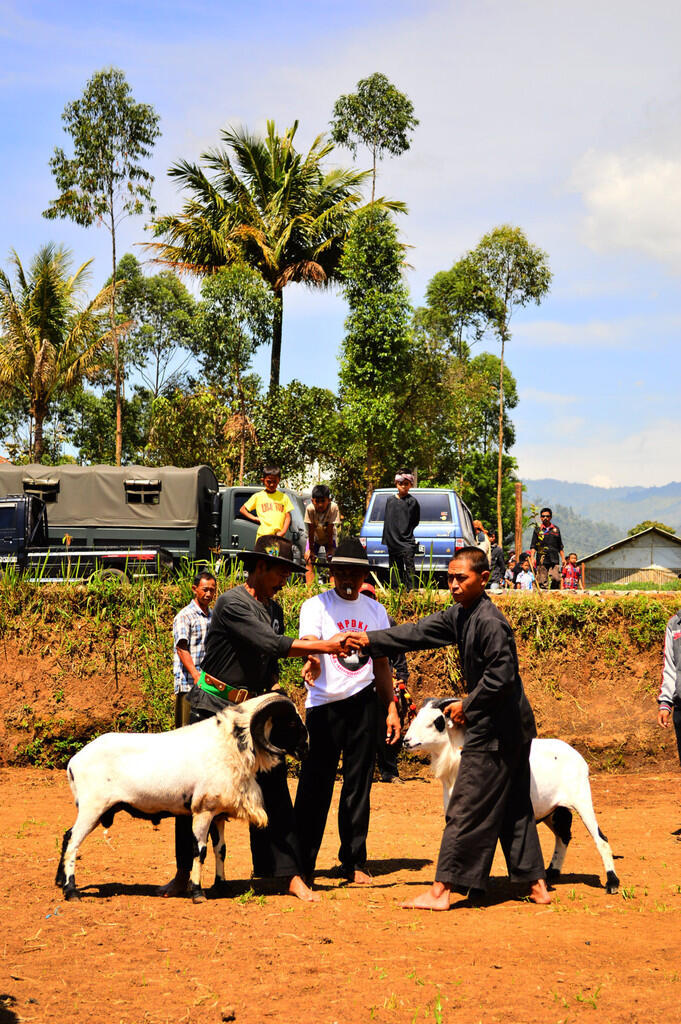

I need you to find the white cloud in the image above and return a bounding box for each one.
[513,314,681,350]
[572,150,681,270]
[517,417,678,488]
[519,388,578,406]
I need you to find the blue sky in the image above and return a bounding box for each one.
[1,0,679,486]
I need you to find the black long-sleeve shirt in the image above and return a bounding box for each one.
[200,585,292,696]
[382,494,420,554]
[367,594,536,751]
[488,543,507,585]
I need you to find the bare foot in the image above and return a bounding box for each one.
[157,871,191,898]
[288,875,320,902]
[528,879,552,905]
[402,882,451,911]
[351,868,374,885]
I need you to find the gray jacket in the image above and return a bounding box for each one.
[658,610,681,708]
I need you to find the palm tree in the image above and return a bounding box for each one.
[150,120,404,390]
[0,244,113,461]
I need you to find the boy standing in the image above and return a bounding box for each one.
[345,547,549,910]
[240,465,293,541]
[304,484,341,584]
[515,558,538,592]
[561,553,584,591]
[382,469,420,591]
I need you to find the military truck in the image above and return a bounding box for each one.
[0,492,174,581]
[0,465,306,578]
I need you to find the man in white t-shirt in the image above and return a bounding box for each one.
[294,537,401,885]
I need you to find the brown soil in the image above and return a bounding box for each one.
[2,766,680,1024]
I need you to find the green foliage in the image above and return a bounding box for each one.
[337,208,413,515]
[0,245,112,461]
[252,380,339,487]
[151,120,399,390]
[330,72,418,200]
[65,385,152,464]
[627,520,676,536]
[416,254,501,360]
[147,384,242,483]
[43,67,160,231]
[112,254,196,398]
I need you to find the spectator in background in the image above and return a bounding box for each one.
[382,469,420,591]
[529,508,564,590]
[473,520,491,562]
[160,570,217,897]
[487,531,506,591]
[515,557,538,592]
[657,609,681,772]
[304,484,341,584]
[561,552,584,591]
[240,465,293,541]
[504,556,517,589]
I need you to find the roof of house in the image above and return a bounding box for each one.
[580,526,681,564]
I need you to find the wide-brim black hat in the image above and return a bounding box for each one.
[239,535,305,573]
[330,536,370,568]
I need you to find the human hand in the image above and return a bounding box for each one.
[442,701,466,726]
[385,703,401,745]
[326,632,363,656]
[658,707,672,729]
[302,656,321,685]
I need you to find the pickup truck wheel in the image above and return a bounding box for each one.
[88,567,128,584]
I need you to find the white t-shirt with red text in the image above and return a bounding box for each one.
[299,589,390,708]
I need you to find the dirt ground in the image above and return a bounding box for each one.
[2,766,680,1024]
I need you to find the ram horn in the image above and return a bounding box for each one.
[423,697,461,711]
[247,693,309,759]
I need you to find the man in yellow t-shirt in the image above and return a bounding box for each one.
[240,465,293,540]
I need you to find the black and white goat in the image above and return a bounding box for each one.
[404,700,619,894]
[56,692,308,903]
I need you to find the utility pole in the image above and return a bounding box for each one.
[514,481,523,557]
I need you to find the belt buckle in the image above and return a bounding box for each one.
[233,688,249,704]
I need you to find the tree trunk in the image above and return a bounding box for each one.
[237,368,246,486]
[371,147,377,204]
[32,408,44,463]
[110,206,122,466]
[269,289,283,393]
[496,331,506,543]
[366,444,374,510]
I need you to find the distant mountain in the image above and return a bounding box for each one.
[522,478,681,557]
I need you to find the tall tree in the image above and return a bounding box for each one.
[151,120,404,390]
[113,254,195,399]
[330,72,419,202]
[416,254,501,361]
[43,67,160,465]
[338,207,413,511]
[470,226,551,541]
[0,245,112,461]
[193,266,274,483]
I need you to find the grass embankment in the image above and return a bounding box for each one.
[0,568,678,768]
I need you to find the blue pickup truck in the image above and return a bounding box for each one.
[359,487,476,583]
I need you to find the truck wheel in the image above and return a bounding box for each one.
[89,567,128,584]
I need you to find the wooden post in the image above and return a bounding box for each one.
[514,481,523,557]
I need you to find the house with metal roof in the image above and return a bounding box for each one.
[579,526,681,587]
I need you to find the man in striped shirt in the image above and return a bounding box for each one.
[172,571,218,724]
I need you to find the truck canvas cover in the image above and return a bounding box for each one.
[0,465,218,528]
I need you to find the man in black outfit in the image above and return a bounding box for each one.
[529,507,565,590]
[346,546,550,911]
[382,468,420,591]
[159,535,352,903]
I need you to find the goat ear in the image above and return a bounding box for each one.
[248,694,304,757]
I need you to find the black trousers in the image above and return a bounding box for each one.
[674,706,681,765]
[175,707,302,879]
[294,684,377,878]
[388,549,416,591]
[435,742,546,891]
[375,695,401,779]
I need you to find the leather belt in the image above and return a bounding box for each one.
[200,671,251,704]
